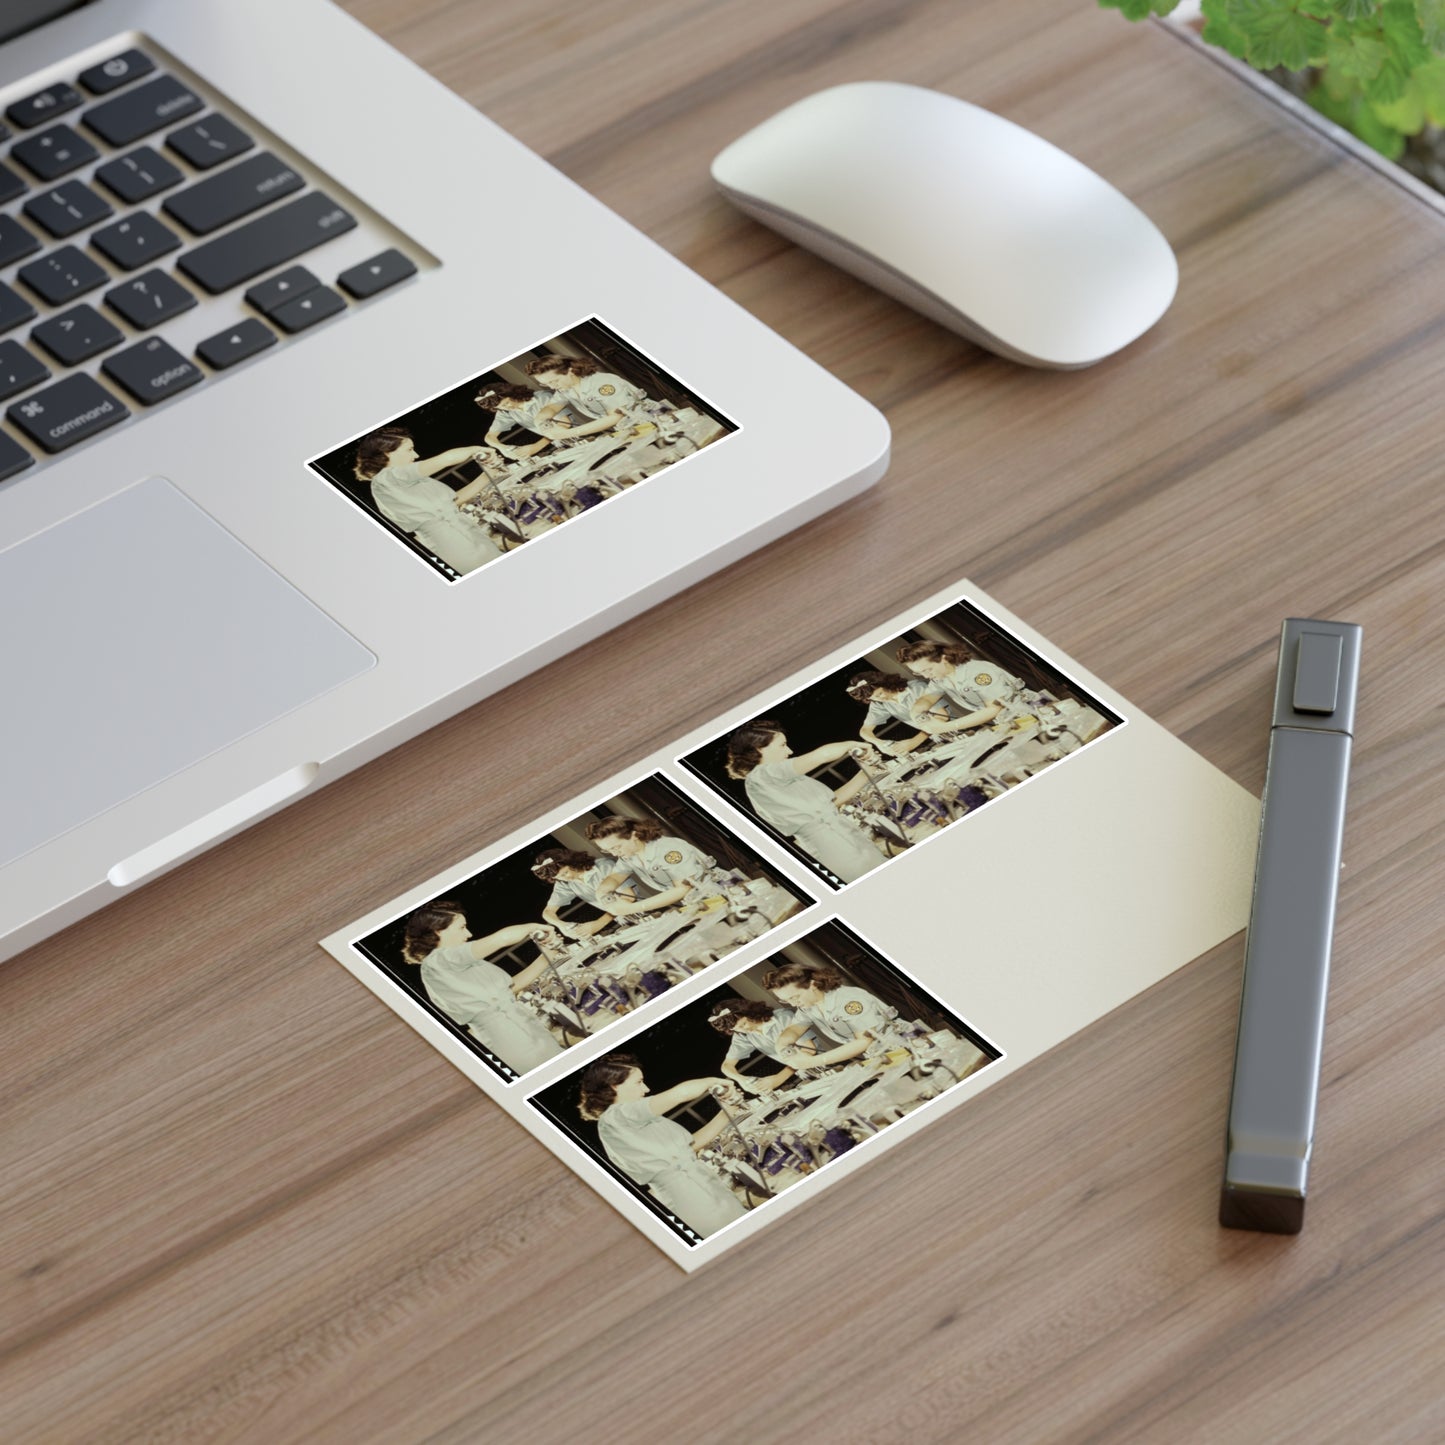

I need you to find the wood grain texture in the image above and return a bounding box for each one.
[3,2,1443,1440]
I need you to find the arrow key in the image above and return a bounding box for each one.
[197,318,276,370]
[270,284,345,334]
[337,248,416,300]
[244,265,319,316]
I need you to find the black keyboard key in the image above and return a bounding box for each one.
[11,124,98,181]
[0,215,42,268]
[104,268,196,329]
[166,114,252,169]
[32,304,123,366]
[0,161,28,205]
[245,265,319,315]
[103,336,203,407]
[197,318,276,370]
[338,248,417,300]
[271,285,345,333]
[91,212,181,270]
[7,83,83,131]
[0,283,36,335]
[83,74,201,148]
[23,180,113,239]
[178,192,356,295]
[95,146,183,204]
[0,340,49,401]
[0,429,34,483]
[79,49,156,96]
[8,372,127,452]
[18,245,108,306]
[163,152,303,236]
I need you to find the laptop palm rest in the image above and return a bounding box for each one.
[0,477,375,871]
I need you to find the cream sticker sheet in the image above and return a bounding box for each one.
[322,579,1259,1270]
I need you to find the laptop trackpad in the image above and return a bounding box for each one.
[0,477,375,868]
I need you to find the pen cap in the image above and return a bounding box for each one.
[1271,619,1363,735]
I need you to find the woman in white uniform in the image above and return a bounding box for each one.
[578,1053,749,1237]
[523,353,645,434]
[531,847,619,941]
[401,901,563,1073]
[762,961,916,1067]
[473,381,565,461]
[354,429,505,575]
[846,670,933,756]
[708,998,811,1095]
[725,720,883,884]
[895,640,1029,729]
[585,817,733,916]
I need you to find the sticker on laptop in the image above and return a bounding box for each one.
[677,593,1122,889]
[344,773,811,1083]
[527,918,1001,1246]
[307,317,737,581]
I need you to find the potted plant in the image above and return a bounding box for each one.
[1102,0,1445,196]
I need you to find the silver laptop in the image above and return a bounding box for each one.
[0,0,890,962]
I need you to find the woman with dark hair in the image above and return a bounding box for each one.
[708,997,811,1095]
[584,816,732,917]
[724,720,882,884]
[474,380,565,461]
[531,847,619,940]
[761,961,917,1068]
[401,901,562,1072]
[353,429,503,575]
[846,670,931,756]
[578,1053,748,1235]
[895,639,1029,726]
[523,353,644,437]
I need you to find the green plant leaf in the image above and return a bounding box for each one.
[1371,72,1428,124]
[1201,0,1253,55]
[1308,78,1408,151]
[1380,0,1432,64]
[1338,0,1381,18]
[1097,0,1181,17]
[1409,53,1445,117]
[1223,0,1327,68]
[1325,26,1391,77]
[1416,0,1445,48]
[1354,98,1412,148]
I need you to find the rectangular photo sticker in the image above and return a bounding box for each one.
[308,316,736,580]
[678,594,1122,889]
[527,918,1001,1248]
[347,774,811,1084]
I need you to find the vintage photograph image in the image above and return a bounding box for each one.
[528,920,1000,1244]
[308,318,735,580]
[528,924,994,1242]
[678,595,1121,888]
[350,775,809,1082]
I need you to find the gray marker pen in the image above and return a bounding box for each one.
[1220,617,1361,1234]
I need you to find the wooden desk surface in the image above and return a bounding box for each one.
[3,2,1442,1440]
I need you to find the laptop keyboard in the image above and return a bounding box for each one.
[0,44,423,482]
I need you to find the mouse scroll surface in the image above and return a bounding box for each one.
[712,81,1178,368]
[0,477,375,869]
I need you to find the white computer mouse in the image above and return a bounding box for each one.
[711,81,1178,369]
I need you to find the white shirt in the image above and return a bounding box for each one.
[631,835,716,891]
[931,660,1027,712]
[864,679,928,731]
[420,944,518,1027]
[744,760,841,836]
[369,462,463,532]
[597,1099,698,1184]
[724,1007,801,1064]
[546,858,616,912]
[798,986,902,1050]
[565,371,645,420]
